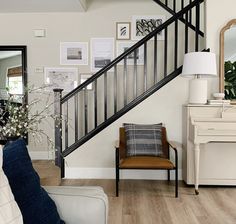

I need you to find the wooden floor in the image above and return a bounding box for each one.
[61,179,236,224]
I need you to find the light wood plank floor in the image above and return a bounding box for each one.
[61,179,236,224]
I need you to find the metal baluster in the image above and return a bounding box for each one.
[195,0,200,51]
[84,87,88,135]
[144,42,147,91]
[189,0,192,24]
[74,93,78,141]
[114,65,117,113]
[185,11,189,53]
[104,72,107,121]
[94,80,97,128]
[154,34,157,83]
[124,57,127,106]
[134,49,137,98]
[175,20,178,69]
[173,0,176,12]
[65,101,68,150]
[181,0,184,10]
[164,27,168,77]
[165,0,168,7]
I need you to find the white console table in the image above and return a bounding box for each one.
[183,105,236,194]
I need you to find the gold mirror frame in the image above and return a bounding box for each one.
[219,19,236,96]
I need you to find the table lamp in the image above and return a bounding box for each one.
[182,52,217,104]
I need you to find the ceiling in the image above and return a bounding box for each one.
[0,0,87,13]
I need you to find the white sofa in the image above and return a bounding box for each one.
[45,186,109,224]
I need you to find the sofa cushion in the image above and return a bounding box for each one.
[124,123,163,157]
[0,145,23,224]
[2,139,65,224]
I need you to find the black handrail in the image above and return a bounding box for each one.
[61,0,204,104]
[152,0,204,37]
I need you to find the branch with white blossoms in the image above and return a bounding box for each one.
[0,86,58,151]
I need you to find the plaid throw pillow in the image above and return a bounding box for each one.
[124,123,163,157]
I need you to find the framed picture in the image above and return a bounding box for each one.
[116,41,144,65]
[80,73,93,90]
[116,22,131,40]
[60,42,88,65]
[91,38,114,72]
[131,15,165,40]
[44,67,78,92]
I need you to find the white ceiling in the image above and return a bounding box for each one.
[0,0,87,13]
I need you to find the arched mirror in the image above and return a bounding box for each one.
[0,45,27,103]
[220,19,236,101]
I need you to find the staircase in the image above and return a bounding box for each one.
[53,0,205,177]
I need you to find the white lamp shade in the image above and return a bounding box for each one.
[182,52,217,76]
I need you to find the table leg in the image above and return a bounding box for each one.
[194,143,200,195]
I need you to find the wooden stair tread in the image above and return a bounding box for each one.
[32,160,61,186]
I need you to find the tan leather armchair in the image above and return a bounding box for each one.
[115,127,178,198]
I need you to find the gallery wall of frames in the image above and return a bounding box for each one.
[45,15,165,92]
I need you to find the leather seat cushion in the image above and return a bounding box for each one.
[120,156,174,169]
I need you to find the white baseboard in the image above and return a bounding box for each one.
[65,167,182,180]
[29,151,54,160]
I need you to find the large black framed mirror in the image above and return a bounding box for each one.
[0,46,27,144]
[0,45,27,103]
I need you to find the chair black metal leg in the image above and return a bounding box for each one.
[175,167,178,198]
[167,170,170,181]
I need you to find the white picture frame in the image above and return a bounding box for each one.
[131,15,166,40]
[60,42,88,65]
[116,22,131,40]
[80,73,93,90]
[116,41,144,65]
[44,67,78,92]
[90,38,114,72]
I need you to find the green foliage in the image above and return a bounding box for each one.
[224,61,236,100]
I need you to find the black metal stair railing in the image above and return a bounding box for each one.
[153,0,204,37]
[54,0,204,177]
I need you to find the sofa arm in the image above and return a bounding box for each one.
[44,186,108,224]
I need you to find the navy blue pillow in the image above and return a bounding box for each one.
[3,139,65,224]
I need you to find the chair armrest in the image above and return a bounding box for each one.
[168,141,178,152]
[44,186,108,224]
[167,141,179,168]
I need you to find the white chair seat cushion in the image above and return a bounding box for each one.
[0,146,23,224]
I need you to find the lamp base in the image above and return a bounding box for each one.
[189,78,207,104]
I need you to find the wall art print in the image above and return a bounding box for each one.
[44,67,78,92]
[132,15,165,40]
[116,22,131,40]
[116,41,144,65]
[60,42,88,65]
[91,38,114,72]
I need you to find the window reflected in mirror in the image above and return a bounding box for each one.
[0,47,27,104]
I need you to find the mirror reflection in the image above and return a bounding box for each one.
[224,26,236,100]
[220,20,236,101]
[0,46,26,104]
